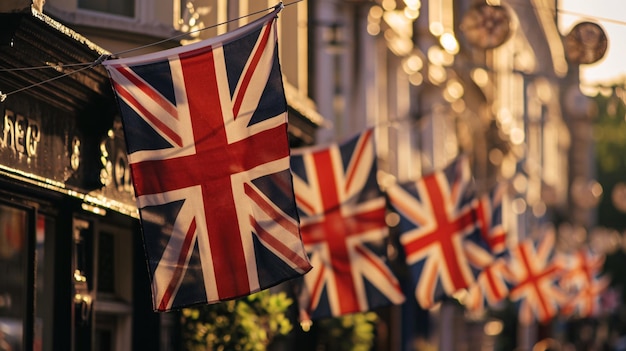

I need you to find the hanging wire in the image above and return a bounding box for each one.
[0,0,624,100]
[0,62,93,73]
[503,0,626,27]
[0,1,298,101]
[0,0,296,72]
[557,8,626,27]
[0,54,109,102]
[112,1,286,57]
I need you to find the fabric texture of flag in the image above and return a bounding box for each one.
[462,183,511,313]
[504,230,568,325]
[386,156,494,309]
[102,6,312,311]
[463,256,511,314]
[558,248,610,318]
[290,129,405,319]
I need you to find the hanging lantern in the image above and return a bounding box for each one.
[564,21,608,65]
[459,4,511,49]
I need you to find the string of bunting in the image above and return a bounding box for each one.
[0,0,624,102]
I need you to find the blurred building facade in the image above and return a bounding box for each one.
[0,0,606,350]
[303,0,601,349]
[0,1,322,350]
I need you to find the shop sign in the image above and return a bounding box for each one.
[90,119,136,209]
[99,126,134,196]
[1,109,40,157]
[0,105,136,213]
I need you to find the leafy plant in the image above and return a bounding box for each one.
[181,290,293,351]
[315,312,379,351]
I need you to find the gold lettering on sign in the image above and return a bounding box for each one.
[1,109,41,157]
[99,131,112,186]
[115,149,133,194]
[100,129,133,195]
[71,137,81,171]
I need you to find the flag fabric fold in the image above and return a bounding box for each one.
[464,227,611,324]
[103,6,312,311]
[463,255,511,314]
[386,156,495,309]
[462,183,511,314]
[558,247,610,319]
[290,129,405,320]
[475,183,507,255]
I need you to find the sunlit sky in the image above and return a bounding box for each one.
[559,0,626,88]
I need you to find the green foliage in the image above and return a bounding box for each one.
[315,312,379,351]
[592,91,626,230]
[593,90,626,300]
[593,92,626,174]
[181,290,293,351]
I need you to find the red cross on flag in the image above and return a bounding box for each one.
[290,130,405,319]
[463,257,510,314]
[504,230,568,324]
[386,156,494,309]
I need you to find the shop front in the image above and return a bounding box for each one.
[0,9,178,351]
[0,6,322,351]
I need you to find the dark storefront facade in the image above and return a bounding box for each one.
[0,9,174,351]
[0,6,320,351]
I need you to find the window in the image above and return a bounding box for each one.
[93,224,133,351]
[45,0,183,43]
[72,218,133,351]
[0,205,28,351]
[34,215,54,351]
[78,0,134,17]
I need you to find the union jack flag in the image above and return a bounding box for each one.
[386,156,494,309]
[462,184,511,313]
[504,230,568,325]
[103,7,312,311]
[559,248,610,318]
[475,184,507,254]
[291,130,405,319]
[463,256,510,314]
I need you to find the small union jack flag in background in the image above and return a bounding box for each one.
[103,6,312,311]
[504,229,568,325]
[463,256,510,314]
[291,129,405,319]
[462,183,511,313]
[386,156,494,309]
[558,247,610,318]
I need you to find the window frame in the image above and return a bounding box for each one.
[91,221,133,351]
[0,198,38,351]
[77,0,136,18]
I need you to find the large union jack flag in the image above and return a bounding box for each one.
[102,7,312,311]
[386,156,494,309]
[290,130,405,319]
